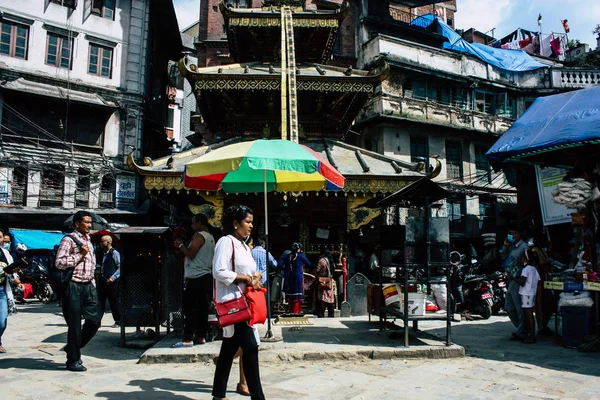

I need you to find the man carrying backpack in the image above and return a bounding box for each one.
[55,211,101,372]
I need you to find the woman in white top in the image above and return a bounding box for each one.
[212,205,265,400]
[173,213,217,347]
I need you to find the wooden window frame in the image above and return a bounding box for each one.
[474,146,492,184]
[49,0,78,8]
[410,136,428,164]
[91,0,116,21]
[88,43,113,78]
[0,21,29,59]
[46,33,73,69]
[445,140,463,181]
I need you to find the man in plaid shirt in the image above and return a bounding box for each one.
[55,210,101,372]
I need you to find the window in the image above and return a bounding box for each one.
[92,0,115,20]
[0,21,29,59]
[99,175,115,207]
[410,136,428,164]
[473,90,515,118]
[46,33,73,69]
[50,0,78,8]
[40,165,65,206]
[479,196,496,231]
[447,195,466,233]
[446,141,463,180]
[88,43,113,78]
[76,168,90,208]
[11,165,27,206]
[475,146,492,184]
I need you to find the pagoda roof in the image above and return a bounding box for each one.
[180,57,389,90]
[129,138,423,193]
[219,1,349,63]
[179,57,389,137]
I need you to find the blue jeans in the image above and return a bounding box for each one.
[0,285,7,346]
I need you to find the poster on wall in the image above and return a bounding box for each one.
[116,175,136,209]
[535,165,572,226]
[0,168,9,205]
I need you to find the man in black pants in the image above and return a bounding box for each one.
[97,235,121,328]
[55,211,101,372]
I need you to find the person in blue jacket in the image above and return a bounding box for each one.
[279,242,311,314]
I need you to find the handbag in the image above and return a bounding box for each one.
[245,286,267,326]
[318,258,333,290]
[214,240,252,328]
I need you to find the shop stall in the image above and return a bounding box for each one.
[487,85,600,349]
[363,177,454,347]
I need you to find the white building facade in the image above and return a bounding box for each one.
[0,0,181,227]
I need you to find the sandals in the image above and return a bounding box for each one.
[0,346,6,353]
[236,383,251,396]
[194,337,207,345]
[170,341,193,348]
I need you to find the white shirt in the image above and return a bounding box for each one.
[213,235,260,341]
[519,265,541,296]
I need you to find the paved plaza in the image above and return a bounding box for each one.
[1,302,599,399]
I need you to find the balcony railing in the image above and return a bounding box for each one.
[11,185,25,205]
[75,189,90,207]
[552,68,600,88]
[39,187,64,206]
[99,191,114,208]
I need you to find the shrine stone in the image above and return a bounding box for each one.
[346,273,371,316]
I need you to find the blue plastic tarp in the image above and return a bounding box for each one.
[486,86,600,169]
[9,229,65,250]
[410,15,547,72]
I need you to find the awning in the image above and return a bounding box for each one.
[9,229,65,250]
[1,78,118,108]
[486,86,600,169]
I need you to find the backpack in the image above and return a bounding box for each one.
[48,235,85,291]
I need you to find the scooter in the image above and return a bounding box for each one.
[450,251,494,319]
[487,270,508,315]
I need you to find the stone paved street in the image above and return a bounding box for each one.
[1,302,599,400]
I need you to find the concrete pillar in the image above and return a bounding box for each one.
[63,169,77,209]
[26,170,41,208]
[89,174,101,209]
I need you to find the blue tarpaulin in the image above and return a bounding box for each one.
[486,86,600,169]
[410,14,547,72]
[9,229,65,250]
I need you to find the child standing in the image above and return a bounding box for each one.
[515,248,541,344]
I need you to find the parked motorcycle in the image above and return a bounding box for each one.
[487,270,508,315]
[14,259,56,304]
[450,251,494,319]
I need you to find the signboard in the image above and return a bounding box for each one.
[535,165,572,226]
[0,168,9,205]
[116,175,136,209]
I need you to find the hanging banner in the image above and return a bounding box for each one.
[535,165,571,226]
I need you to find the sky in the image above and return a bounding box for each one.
[172,0,600,48]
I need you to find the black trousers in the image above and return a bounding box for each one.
[62,281,101,365]
[182,274,212,342]
[97,278,121,324]
[212,323,265,400]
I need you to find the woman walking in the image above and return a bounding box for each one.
[314,249,335,318]
[212,205,265,400]
[279,242,311,314]
[173,214,218,347]
[0,229,16,353]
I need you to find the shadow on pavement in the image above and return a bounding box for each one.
[96,378,212,399]
[0,356,64,371]
[425,318,600,377]
[15,302,62,314]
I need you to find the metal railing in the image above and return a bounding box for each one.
[75,189,90,207]
[99,191,114,208]
[11,185,26,205]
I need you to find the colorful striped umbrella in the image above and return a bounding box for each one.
[183,139,344,337]
[183,139,344,192]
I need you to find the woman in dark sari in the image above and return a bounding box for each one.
[279,242,311,314]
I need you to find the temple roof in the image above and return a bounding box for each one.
[219,1,349,63]
[179,57,389,138]
[129,138,423,193]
